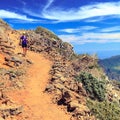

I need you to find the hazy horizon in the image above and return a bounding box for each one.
[75,50,120,59]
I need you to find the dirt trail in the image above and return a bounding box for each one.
[7,51,71,120]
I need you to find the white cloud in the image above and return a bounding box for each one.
[18,0,27,6]
[84,17,105,22]
[0,10,38,22]
[59,28,80,33]
[42,2,120,22]
[21,1,120,23]
[101,26,120,32]
[43,0,54,11]
[59,26,97,33]
[58,35,81,43]
[22,8,41,18]
[58,32,120,44]
[22,0,55,20]
[14,0,26,7]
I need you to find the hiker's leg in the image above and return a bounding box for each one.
[22,43,27,56]
[23,47,26,56]
[23,48,24,55]
[23,47,27,56]
[24,47,27,56]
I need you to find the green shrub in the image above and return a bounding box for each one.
[76,72,106,101]
[35,26,45,34]
[88,65,94,69]
[87,99,120,120]
[35,26,59,40]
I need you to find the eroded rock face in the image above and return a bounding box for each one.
[44,52,96,120]
[0,19,14,53]
[0,20,17,70]
[0,20,33,119]
[26,30,74,60]
[0,105,23,119]
[0,92,23,119]
[0,89,23,119]
[0,33,14,55]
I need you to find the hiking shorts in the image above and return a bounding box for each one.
[22,43,27,48]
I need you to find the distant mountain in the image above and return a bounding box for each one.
[99,55,120,81]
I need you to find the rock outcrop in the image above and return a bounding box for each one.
[44,52,96,120]
[26,29,74,60]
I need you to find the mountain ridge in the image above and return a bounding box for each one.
[0,19,120,120]
[99,55,120,81]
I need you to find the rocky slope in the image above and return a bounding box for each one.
[0,19,120,120]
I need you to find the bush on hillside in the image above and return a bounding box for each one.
[35,26,59,40]
[87,99,120,120]
[75,72,106,101]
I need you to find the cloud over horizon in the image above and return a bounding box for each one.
[42,1,120,22]
[0,10,38,22]
[59,32,120,44]
[59,26,98,33]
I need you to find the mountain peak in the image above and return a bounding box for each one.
[0,19,11,32]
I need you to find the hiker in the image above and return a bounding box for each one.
[20,32,28,56]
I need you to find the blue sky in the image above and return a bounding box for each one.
[0,0,120,59]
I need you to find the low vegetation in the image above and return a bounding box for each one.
[75,72,106,101]
[87,99,120,120]
[35,26,60,40]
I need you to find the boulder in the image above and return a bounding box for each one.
[0,104,23,119]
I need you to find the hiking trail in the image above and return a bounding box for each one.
[7,51,71,120]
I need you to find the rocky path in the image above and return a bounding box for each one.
[7,51,71,120]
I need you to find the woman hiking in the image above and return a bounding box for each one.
[20,32,28,57]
